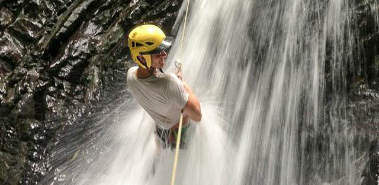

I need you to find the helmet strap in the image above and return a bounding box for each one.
[137,55,149,69]
[149,68,155,74]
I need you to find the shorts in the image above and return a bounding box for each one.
[156,124,189,149]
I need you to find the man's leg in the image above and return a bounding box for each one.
[156,126,170,148]
[168,121,190,149]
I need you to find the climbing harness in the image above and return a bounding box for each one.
[170,0,191,184]
[156,124,189,149]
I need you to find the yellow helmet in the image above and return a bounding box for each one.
[128,24,174,69]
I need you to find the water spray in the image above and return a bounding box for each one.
[170,0,191,185]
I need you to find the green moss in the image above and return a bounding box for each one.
[0,139,28,184]
[7,169,20,185]
[0,167,7,184]
[19,120,29,135]
[375,55,379,67]
[0,152,10,183]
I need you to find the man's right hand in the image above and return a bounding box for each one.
[176,71,182,80]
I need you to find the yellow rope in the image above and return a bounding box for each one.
[170,113,183,185]
[170,0,191,185]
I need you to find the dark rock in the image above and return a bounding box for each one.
[0,152,11,183]
[41,0,100,59]
[59,59,88,83]
[90,1,122,34]
[9,18,43,42]
[97,22,126,54]
[0,7,14,29]
[0,116,29,185]
[10,66,28,85]
[44,95,67,118]
[62,81,72,94]
[73,84,84,100]
[142,0,182,31]
[353,0,379,91]
[25,69,40,83]
[2,0,24,12]
[57,64,74,79]
[0,85,16,116]
[123,1,150,25]
[49,55,69,75]
[68,37,93,59]
[22,0,51,26]
[49,22,97,83]
[23,69,49,94]
[31,133,47,148]
[371,144,379,183]
[84,65,101,104]
[0,59,13,75]
[348,84,379,133]
[0,78,7,95]
[361,140,379,185]
[0,32,25,66]
[14,93,35,118]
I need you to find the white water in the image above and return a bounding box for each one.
[169,0,356,184]
[44,100,232,185]
[44,0,379,185]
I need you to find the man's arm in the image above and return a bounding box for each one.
[182,82,202,122]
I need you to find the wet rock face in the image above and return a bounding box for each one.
[361,140,379,185]
[0,32,25,68]
[354,0,379,90]
[0,0,182,184]
[351,1,379,183]
[0,7,14,29]
[347,84,379,184]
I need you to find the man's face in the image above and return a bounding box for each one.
[150,50,167,68]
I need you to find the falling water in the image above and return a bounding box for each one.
[43,0,379,184]
[170,0,359,183]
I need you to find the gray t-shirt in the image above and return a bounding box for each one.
[127,66,189,129]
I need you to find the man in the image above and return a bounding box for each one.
[126,24,202,149]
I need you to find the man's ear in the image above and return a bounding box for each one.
[137,55,147,65]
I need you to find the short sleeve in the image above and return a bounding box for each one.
[166,75,189,109]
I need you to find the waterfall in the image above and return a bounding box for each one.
[169,0,364,184]
[43,0,378,184]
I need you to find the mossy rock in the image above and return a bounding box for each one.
[0,152,11,183]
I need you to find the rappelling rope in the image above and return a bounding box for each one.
[170,0,191,184]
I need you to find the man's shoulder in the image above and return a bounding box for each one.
[162,73,185,91]
[127,66,138,75]
[160,73,182,88]
[163,73,180,82]
[127,66,138,82]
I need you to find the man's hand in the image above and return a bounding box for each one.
[176,70,182,80]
